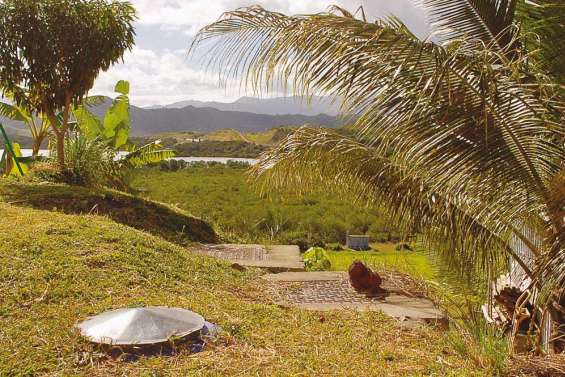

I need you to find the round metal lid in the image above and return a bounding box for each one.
[76,307,205,345]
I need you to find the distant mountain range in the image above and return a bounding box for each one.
[2,96,346,138]
[146,95,343,117]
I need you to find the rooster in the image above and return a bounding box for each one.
[348,261,384,296]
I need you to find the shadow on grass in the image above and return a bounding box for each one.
[0,181,219,245]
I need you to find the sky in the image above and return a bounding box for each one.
[91,0,430,107]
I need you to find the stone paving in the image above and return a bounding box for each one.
[190,244,304,271]
[190,245,445,324]
[263,271,446,325]
[193,244,269,261]
[277,280,388,304]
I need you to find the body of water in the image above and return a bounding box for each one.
[0,149,50,157]
[0,149,257,165]
[170,156,257,165]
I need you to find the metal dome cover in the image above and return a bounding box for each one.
[76,307,205,345]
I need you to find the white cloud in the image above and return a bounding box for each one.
[92,47,241,106]
[93,1,428,106]
[94,1,339,106]
[130,0,332,34]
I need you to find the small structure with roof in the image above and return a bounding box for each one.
[346,234,370,251]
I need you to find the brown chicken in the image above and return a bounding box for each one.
[348,261,384,296]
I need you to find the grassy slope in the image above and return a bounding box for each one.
[203,129,250,142]
[245,127,294,145]
[0,181,218,245]
[0,201,486,376]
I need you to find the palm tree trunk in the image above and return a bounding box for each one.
[32,139,42,157]
[46,110,65,167]
[55,130,65,166]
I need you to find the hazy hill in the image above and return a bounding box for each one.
[131,105,341,135]
[2,98,344,138]
[149,95,342,116]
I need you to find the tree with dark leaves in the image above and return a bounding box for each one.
[0,0,136,166]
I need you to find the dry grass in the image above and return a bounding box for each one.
[508,354,565,377]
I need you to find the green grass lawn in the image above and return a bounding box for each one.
[327,246,437,280]
[0,195,487,376]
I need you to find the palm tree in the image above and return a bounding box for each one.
[191,1,564,350]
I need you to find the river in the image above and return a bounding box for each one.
[0,149,258,165]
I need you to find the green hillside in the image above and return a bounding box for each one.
[129,127,301,158]
[245,126,295,145]
[0,181,218,244]
[203,129,250,142]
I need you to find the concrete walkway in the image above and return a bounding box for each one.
[192,245,445,325]
[191,244,304,272]
[263,271,446,325]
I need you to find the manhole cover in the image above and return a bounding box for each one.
[76,307,205,345]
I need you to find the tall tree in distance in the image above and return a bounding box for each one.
[0,0,136,166]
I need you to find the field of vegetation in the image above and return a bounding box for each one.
[131,164,402,249]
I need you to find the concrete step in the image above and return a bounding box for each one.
[191,244,304,272]
[263,271,345,282]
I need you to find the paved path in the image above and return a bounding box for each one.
[191,245,444,325]
[263,271,446,325]
[191,244,304,272]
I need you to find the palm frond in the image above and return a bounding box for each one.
[192,6,438,114]
[120,141,175,169]
[516,0,565,83]
[193,5,561,201]
[419,0,518,50]
[83,95,107,107]
[193,5,564,296]
[252,127,532,278]
[0,101,31,122]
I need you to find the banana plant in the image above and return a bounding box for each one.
[119,140,175,169]
[0,141,29,176]
[74,80,174,167]
[74,80,130,149]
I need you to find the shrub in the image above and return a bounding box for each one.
[54,135,122,187]
[373,232,390,243]
[226,160,251,168]
[277,231,310,251]
[444,301,509,374]
[160,159,186,171]
[29,161,62,182]
[303,247,331,271]
[326,243,344,251]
